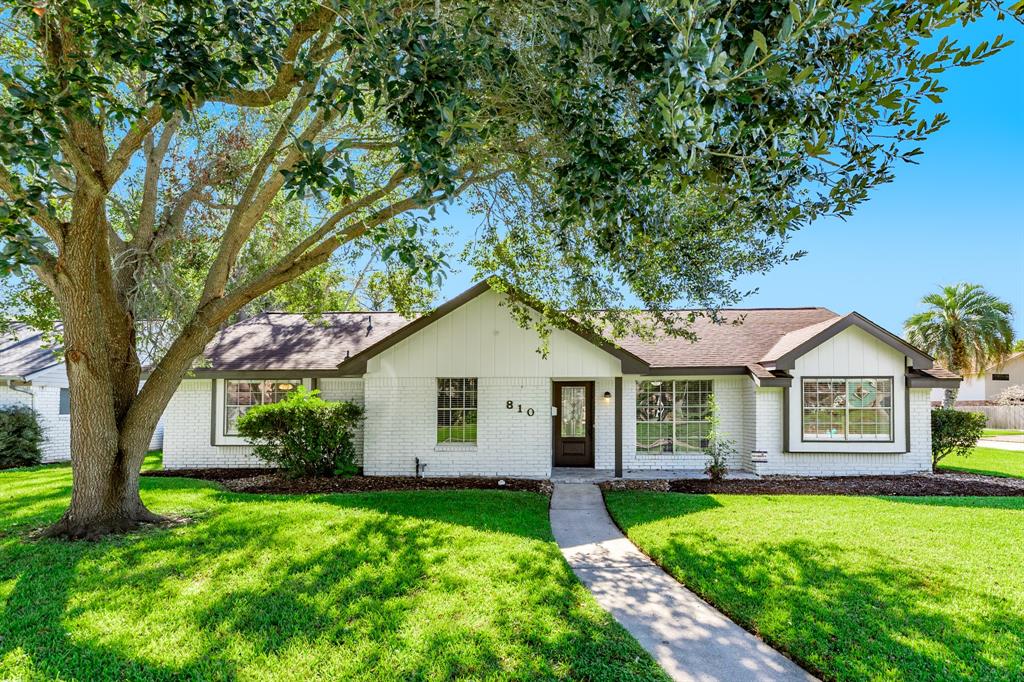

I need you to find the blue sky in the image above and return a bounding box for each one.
[433,14,1024,338]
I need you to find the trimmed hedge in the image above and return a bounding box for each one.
[237,387,364,476]
[931,408,986,468]
[0,405,43,469]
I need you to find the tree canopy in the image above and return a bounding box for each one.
[0,0,1016,537]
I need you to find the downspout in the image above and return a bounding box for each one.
[5,378,34,411]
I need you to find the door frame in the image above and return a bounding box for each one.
[551,381,595,468]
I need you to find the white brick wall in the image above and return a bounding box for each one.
[316,378,366,466]
[621,375,747,471]
[164,380,264,469]
[163,378,367,470]
[363,376,551,478]
[594,378,616,469]
[751,386,933,476]
[0,384,70,463]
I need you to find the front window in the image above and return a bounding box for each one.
[224,379,299,436]
[437,378,478,444]
[636,380,712,454]
[802,377,893,441]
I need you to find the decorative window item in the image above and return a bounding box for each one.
[59,388,70,415]
[636,380,712,454]
[437,378,478,444]
[992,373,1010,381]
[802,377,893,441]
[224,380,300,436]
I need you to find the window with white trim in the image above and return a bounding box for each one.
[224,380,300,436]
[437,378,477,444]
[801,377,893,441]
[636,380,712,454]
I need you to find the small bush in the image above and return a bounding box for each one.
[931,408,986,468]
[0,405,43,469]
[236,387,364,476]
[994,384,1024,405]
[702,395,733,481]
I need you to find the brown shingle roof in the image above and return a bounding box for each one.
[0,324,62,378]
[201,305,843,373]
[615,308,839,368]
[201,312,412,372]
[197,282,949,380]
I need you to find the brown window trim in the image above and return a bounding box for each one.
[800,376,896,445]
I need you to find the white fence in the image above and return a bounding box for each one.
[957,405,1024,430]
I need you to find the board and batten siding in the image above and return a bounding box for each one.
[366,290,622,378]
[786,325,909,454]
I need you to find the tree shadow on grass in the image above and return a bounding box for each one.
[643,533,1024,681]
[1,483,666,681]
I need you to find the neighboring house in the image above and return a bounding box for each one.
[0,324,164,463]
[930,351,1024,405]
[163,281,958,477]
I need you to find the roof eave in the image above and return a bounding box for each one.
[336,279,653,375]
[770,313,935,371]
[905,373,961,389]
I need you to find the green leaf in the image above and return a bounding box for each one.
[752,30,768,55]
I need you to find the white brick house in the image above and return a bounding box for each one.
[163,281,959,477]
[0,325,164,463]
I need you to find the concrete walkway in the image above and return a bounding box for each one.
[550,483,816,682]
[977,438,1024,451]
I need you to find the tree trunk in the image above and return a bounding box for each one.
[943,387,959,409]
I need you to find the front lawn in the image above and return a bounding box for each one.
[0,466,665,681]
[937,446,1024,479]
[605,491,1024,682]
[982,428,1024,437]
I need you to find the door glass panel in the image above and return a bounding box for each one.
[561,386,586,437]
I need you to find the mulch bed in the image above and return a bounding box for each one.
[601,473,1024,497]
[143,468,552,495]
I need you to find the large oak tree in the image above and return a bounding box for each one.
[0,0,1013,538]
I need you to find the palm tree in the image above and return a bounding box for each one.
[904,283,1015,407]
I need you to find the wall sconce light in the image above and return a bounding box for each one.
[603,391,612,402]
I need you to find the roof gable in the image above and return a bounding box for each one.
[336,281,649,375]
[761,312,934,370]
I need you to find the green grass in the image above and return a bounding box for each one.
[982,428,1024,437]
[436,425,478,444]
[604,491,1024,682]
[937,446,1024,479]
[0,466,665,681]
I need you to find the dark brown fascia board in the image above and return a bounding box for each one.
[336,279,652,375]
[771,312,934,371]
[187,369,357,379]
[751,372,793,388]
[643,365,748,376]
[905,373,961,389]
[638,364,793,386]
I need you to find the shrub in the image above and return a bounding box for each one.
[931,408,986,468]
[994,384,1024,406]
[0,405,43,469]
[236,387,364,476]
[702,395,733,481]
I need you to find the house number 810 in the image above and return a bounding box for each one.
[506,401,535,417]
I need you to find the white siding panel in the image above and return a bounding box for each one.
[368,290,622,379]
[787,325,908,454]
